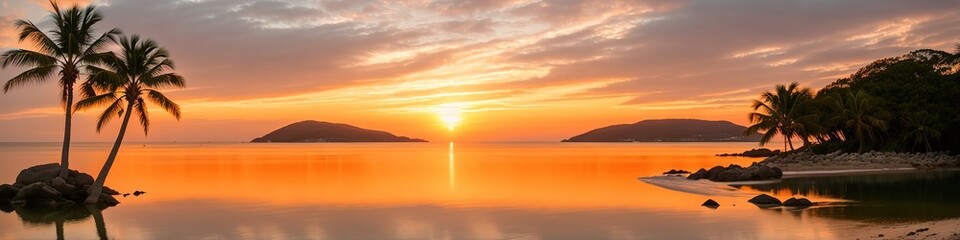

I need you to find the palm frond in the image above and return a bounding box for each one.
[0,49,58,68]
[13,20,62,56]
[134,98,150,135]
[74,92,118,113]
[3,65,58,93]
[145,89,181,119]
[94,99,123,133]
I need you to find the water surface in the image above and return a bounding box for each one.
[0,142,956,239]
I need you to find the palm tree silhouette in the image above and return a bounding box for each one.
[745,82,817,151]
[0,1,119,178]
[75,35,184,204]
[831,90,888,153]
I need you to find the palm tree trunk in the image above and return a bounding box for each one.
[59,87,73,179]
[84,101,134,204]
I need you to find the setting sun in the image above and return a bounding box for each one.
[435,103,463,130]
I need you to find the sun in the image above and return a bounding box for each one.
[435,103,463,131]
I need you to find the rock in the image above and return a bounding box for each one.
[782,197,813,208]
[98,193,120,206]
[701,199,720,208]
[706,166,726,179]
[102,186,120,195]
[133,191,146,196]
[47,177,76,194]
[12,182,68,207]
[756,166,776,179]
[66,170,95,187]
[15,163,62,186]
[772,167,783,178]
[0,184,20,203]
[662,169,691,174]
[687,168,708,180]
[748,194,782,206]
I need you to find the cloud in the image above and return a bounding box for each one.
[1,0,960,141]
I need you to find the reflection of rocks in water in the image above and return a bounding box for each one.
[748,171,960,222]
[10,204,110,240]
[12,204,103,225]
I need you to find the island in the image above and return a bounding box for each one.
[562,119,760,142]
[251,121,428,142]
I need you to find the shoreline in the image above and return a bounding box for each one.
[845,218,960,240]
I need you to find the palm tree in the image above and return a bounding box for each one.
[831,90,888,153]
[75,35,184,204]
[902,111,941,152]
[0,1,119,178]
[745,82,817,151]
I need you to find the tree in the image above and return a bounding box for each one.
[76,35,184,204]
[902,111,941,152]
[746,82,817,151]
[830,90,888,153]
[0,1,119,178]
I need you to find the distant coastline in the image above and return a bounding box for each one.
[252,121,428,143]
[562,119,761,142]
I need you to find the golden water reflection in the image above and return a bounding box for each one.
[2,142,945,239]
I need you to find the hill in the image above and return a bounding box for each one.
[251,121,427,142]
[562,119,760,142]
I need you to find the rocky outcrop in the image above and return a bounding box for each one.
[687,163,783,182]
[662,169,691,175]
[748,194,782,206]
[0,164,120,208]
[782,197,813,208]
[702,199,720,209]
[762,151,960,171]
[716,148,780,158]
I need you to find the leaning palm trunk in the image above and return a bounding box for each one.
[85,101,134,204]
[59,86,73,178]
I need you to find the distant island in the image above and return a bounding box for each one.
[562,119,760,142]
[252,121,428,142]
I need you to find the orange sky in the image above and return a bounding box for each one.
[1,0,959,142]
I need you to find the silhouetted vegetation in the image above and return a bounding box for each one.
[0,1,120,179]
[748,45,960,153]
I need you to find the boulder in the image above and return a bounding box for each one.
[701,199,720,209]
[47,177,76,194]
[11,182,68,207]
[782,197,813,208]
[706,166,726,179]
[662,169,691,175]
[97,193,120,207]
[66,170,95,187]
[772,167,783,178]
[0,184,20,203]
[748,194,782,206]
[102,186,120,195]
[15,163,61,186]
[756,166,776,179]
[687,168,708,180]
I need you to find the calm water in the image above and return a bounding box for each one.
[0,142,957,239]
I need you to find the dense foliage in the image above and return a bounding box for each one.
[748,45,960,153]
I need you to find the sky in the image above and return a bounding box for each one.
[0,0,959,142]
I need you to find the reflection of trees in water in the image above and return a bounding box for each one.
[2,204,109,240]
[744,171,960,222]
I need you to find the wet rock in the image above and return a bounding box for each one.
[47,177,76,194]
[706,166,726,179]
[66,170,94,187]
[98,193,120,207]
[662,169,691,174]
[782,197,813,208]
[0,184,20,203]
[15,163,61,186]
[701,199,720,209]
[687,168,708,180]
[12,182,68,207]
[748,194,782,206]
[102,186,120,195]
